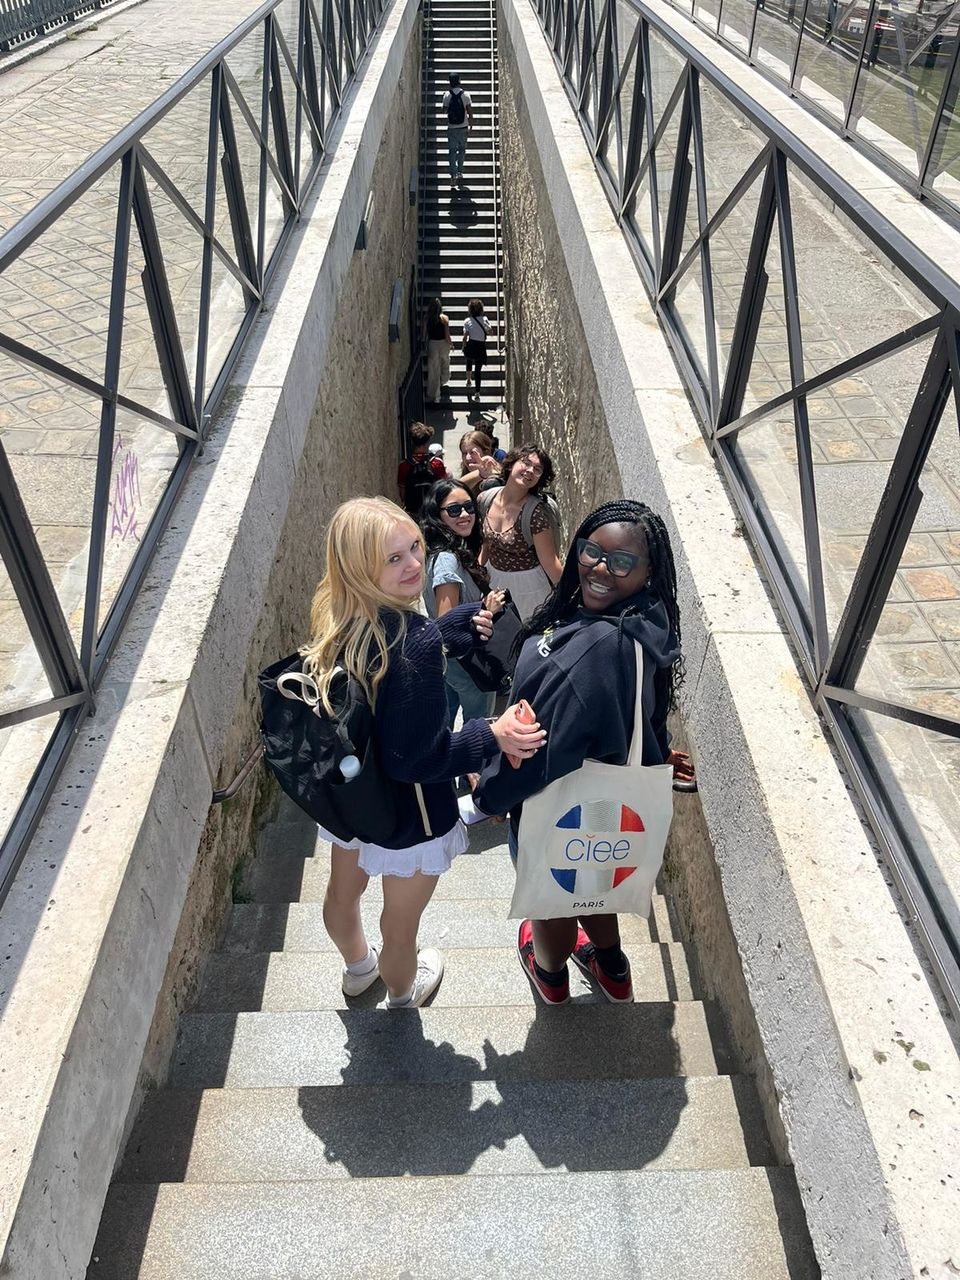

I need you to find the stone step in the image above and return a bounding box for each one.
[196,941,700,1011]
[222,895,682,953]
[170,1002,731,1089]
[91,1168,816,1279]
[117,1076,773,1185]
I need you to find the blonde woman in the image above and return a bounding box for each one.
[301,497,545,1008]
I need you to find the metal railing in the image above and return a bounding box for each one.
[0,0,117,50]
[530,0,960,1020]
[0,0,389,905]
[651,0,960,227]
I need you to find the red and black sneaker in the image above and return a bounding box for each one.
[516,920,570,1005]
[571,930,634,1003]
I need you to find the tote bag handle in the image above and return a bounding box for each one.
[625,640,645,768]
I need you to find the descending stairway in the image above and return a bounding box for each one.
[89,797,818,1278]
[419,0,506,411]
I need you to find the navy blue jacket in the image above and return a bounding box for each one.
[474,592,678,822]
[375,603,498,846]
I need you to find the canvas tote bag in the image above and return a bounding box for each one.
[509,640,674,920]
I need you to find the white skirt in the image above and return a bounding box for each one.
[489,564,553,623]
[317,819,468,878]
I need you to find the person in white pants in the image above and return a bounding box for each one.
[424,297,452,403]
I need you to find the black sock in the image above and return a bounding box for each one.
[533,960,568,987]
[592,944,629,980]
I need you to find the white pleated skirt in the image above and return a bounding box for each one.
[317,819,468,878]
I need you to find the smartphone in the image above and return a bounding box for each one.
[506,699,536,769]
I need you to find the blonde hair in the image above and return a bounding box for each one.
[300,497,424,711]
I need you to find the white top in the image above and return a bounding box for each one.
[463,314,490,342]
[442,88,473,126]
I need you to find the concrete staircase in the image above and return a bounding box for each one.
[88,797,818,1278]
[419,0,505,411]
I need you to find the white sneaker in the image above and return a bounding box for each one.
[341,947,380,997]
[386,948,445,1009]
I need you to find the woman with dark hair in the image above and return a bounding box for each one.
[474,499,686,1006]
[462,298,491,404]
[478,442,563,622]
[423,297,451,404]
[421,478,506,725]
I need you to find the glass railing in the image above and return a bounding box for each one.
[530,0,960,1018]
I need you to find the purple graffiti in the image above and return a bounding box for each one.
[109,435,141,542]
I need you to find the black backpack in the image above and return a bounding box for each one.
[258,654,405,845]
[447,88,466,125]
[403,454,434,516]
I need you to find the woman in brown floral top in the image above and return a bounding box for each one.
[478,443,564,621]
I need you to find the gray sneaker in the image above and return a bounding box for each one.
[386,948,445,1009]
[341,947,380,997]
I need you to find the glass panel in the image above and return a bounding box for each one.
[139,79,212,226]
[698,80,766,217]
[851,0,960,175]
[787,163,938,382]
[696,0,722,34]
[720,0,757,51]
[927,44,960,210]
[740,212,793,412]
[97,407,182,631]
[671,252,710,384]
[204,253,248,395]
[730,400,811,613]
[709,169,765,384]
[655,97,685,257]
[0,712,59,855]
[647,25,686,137]
[0,564,54,714]
[794,0,863,121]
[851,707,960,946]
[625,169,657,266]
[223,71,267,263]
[811,333,937,636]
[856,395,960,717]
[0,354,99,651]
[616,29,641,190]
[753,0,805,81]
[0,168,118,383]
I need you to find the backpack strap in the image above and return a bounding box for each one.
[520,496,541,548]
[476,489,496,520]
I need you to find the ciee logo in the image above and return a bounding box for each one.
[563,836,632,863]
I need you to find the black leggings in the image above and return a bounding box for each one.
[464,339,487,392]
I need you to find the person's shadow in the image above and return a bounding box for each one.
[296,994,698,1179]
[448,183,479,229]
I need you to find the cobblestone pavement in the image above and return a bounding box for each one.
[0,0,304,830]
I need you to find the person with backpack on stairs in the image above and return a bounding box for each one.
[300,497,545,1008]
[398,421,447,517]
[478,443,564,621]
[442,72,473,188]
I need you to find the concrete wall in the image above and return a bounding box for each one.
[498,0,960,1277]
[0,1,420,1274]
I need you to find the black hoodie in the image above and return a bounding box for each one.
[474,590,679,820]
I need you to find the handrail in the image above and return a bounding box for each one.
[490,0,505,355]
[0,0,391,906]
[0,0,120,51]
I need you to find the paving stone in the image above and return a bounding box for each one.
[118,1076,774,1184]
[902,566,960,602]
[170,1002,731,1088]
[90,1168,816,1279]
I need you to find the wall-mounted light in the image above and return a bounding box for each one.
[388,279,403,343]
[409,166,418,206]
[355,190,375,250]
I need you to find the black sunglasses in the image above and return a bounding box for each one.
[577,538,642,578]
[441,501,476,517]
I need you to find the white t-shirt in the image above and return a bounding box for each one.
[463,314,490,342]
[442,88,473,127]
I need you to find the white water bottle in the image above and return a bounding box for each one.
[340,754,361,780]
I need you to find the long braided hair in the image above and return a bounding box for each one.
[522,499,684,708]
[420,478,491,596]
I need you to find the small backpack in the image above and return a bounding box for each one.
[258,654,406,845]
[403,455,435,517]
[447,88,466,125]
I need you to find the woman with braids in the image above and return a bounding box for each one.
[474,499,690,1005]
[420,478,506,726]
